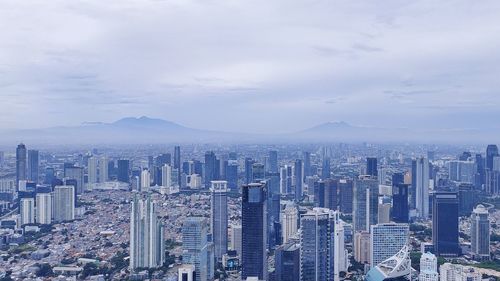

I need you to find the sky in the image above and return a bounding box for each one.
[1,0,500,134]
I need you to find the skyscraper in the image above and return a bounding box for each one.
[64,166,84,194]
[241,182,267,280]
[204,151,219,188]
[322,157,331,179]
[117,159,130,183]
[161,164,172,188]
[432,192,459,257]
[486,144,499,171]
[470,204,490,261]
[300,208,343,281]
[354,231,370,264]
[392,183,409,223]
[141,169,151,191]
[366,157,378,177]
[268,150,278,173]
[182,217,212,281]
[244,158,255,184]
[226,160,238,192]
[294,159,303,202]
[130,194,165,270]
[353,176,378,233]
[36,192,52,225]
[87,156,99,188]
[210,180,228,262]
[370,223,409,267]
[27,149,39,183]
[20,197,35,225]
[100,156,109,182]
[174,146,181,186]
[281,205,298,244]
[16,143,27,186]
[415,157,430,219]
[303,151,311,180]
[339,179,353,214]
[275,241,300,281]
[53,185,75,222]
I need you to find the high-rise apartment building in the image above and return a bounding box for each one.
[53,185,75,222]
[130,195,165,270]
[36,192,52,225]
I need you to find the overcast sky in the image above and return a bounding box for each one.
[1,0,499,133]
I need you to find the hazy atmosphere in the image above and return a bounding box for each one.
[2,0,500,137]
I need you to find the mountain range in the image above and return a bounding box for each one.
[0,116,495,145]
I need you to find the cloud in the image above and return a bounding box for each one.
[0,0,500,134]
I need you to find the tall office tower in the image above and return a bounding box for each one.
[241,183,267,280]
[44,167,55,185]
[415,157,430,219]
[64,166,84,194]
[174,146,181,186]
[314,179,338,210]
[353,176,378,233]
[432,192,459,257]
[53,185,75,222]
[117,159,130,183]
[485,169,500,195]
[100,156,109,182]
[366,157,378,177]
[0,151,4,167]
[470,204,490,261]
[321,157,331,179]
[281,205,298,244]
[370,223,409,267]
[182,217,211,281]
[161,164,172,188]
[419,252,438,281]
[377,203,391,224]
[392,183,409,223]
[87,156,99,188]
[458,184,476,216]
[275,241,300,281]
[486,144,499,171]
[280,167,288,194]
[16,143,27,186]
[440,263,482,281]
[130,195,165,270]
[20,197,35,225]
[178,264,196,281]
[268,150,278,173]
[211,180,228,262]
[475,154,485,188]
[226,160,238,192]
[230,224,242,257]
[27,150,39,183]
[252,163,265,182]
[244,158,254,184]
[392,172,404,186]
[300,208,343,281]
[303,151,311,179]
[339,179,353,214]
[35,192,52,225]
[448,160,476,184]
[204,151,218,188]
[294,159,303,202]
[354,231,370,264]
[141,169,151,191]
[411,160,417,209]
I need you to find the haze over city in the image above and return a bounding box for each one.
[1,0,500,137]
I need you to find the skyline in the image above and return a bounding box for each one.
[2,0,500,133]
